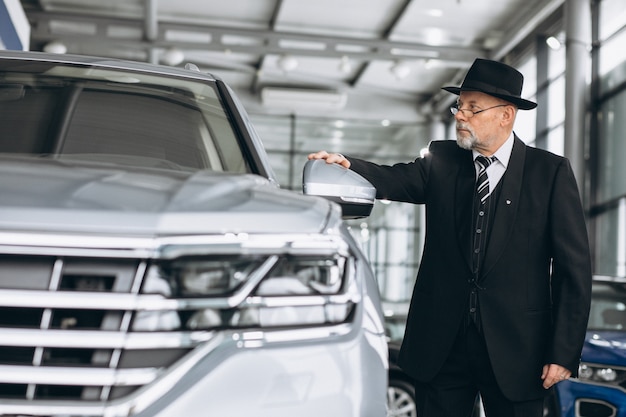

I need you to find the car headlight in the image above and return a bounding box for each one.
[132,252,356,332]
[160,255,265,296]
[578,363,626,385]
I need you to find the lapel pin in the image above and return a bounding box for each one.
[506,200,511,205]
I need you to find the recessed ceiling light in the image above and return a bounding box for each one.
[161,48,185,66]
[339,56,352,74]
[43,41,67,54]
[277,55,299,72]
[424,28,445,46]
[390,61,411,80]
[546,36,562,50]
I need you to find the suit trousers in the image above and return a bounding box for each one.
[413,320,545,417]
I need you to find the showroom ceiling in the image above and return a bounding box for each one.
[18,0,563,122]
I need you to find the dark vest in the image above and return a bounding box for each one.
[468,177,504,330]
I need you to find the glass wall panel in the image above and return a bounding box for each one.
[514,109,536,144]
[599,0,626,78]
[546,125,564,157]
[547,76,565,130]
[515,56,537,144]
[594,199,626,277]
[597,89,626,202]
[600,0,626,41]
[599,30,626,79]
[519,56,537,100]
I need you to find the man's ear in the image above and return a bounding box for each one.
[501,105,516,127]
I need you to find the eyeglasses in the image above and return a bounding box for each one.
[450,104,508,118]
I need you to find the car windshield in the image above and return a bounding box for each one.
[0,61,249,173]
[588,281,626,331]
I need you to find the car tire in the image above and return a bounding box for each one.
[387,377,417,417]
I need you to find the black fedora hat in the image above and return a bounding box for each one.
[442,58,537,110]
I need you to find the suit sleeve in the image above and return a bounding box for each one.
[345,156,428,204]
[548,158,592,375]
[344,144,443,204]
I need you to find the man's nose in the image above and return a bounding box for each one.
[454,111,467,122]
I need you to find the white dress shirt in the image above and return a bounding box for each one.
[472,132,514,192]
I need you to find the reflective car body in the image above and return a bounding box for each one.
[0,50,387,417]
[551,277,626,417]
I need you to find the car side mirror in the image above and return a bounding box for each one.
[302,159,376,219]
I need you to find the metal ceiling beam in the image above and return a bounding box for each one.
[489,0,564,60]
[268,0,284,30]
[350,0,413,87]
[27,10,483,63]
[382,0,413,38]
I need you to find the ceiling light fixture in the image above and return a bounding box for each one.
[161,47,185,66]
[261,87,347,110]
[427,9,443,17]
[546,36,562,50]
[339,56,352,74]
[43,41,67,54]
[277,54,299,72]
[390,61,411,80]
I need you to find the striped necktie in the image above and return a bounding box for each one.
[475,155,495,204]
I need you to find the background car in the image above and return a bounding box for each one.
[549,276,626,417]
[384,309,417,417]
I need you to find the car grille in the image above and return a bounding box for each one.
[0,232,356,415]
[0,253,196,402]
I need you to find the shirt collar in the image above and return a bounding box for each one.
[472,132,514,168]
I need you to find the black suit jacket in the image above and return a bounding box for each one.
[348,137,592,401]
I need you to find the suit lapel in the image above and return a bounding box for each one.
[481,136,526,278]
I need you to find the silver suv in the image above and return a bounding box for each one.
[0,50,387,417]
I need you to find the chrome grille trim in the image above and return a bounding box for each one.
[0,285,357,311]
[0,328,215,349]
[0,364,159,386]
[0,289,169,310]
[0,402,106,417]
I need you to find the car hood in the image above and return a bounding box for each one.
[582,330,626,366]
[0,157,334,236]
